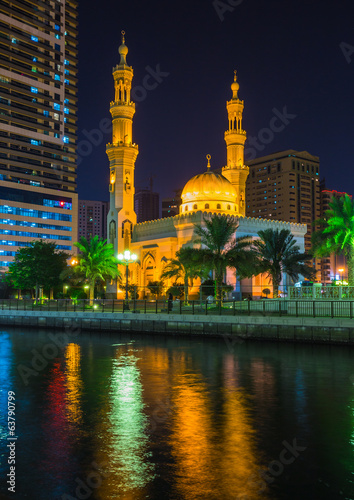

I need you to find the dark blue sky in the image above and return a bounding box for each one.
[77,0,354,202]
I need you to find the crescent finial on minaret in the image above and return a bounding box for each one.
[121,30,125,44]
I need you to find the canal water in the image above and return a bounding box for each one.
[0,327,354,500]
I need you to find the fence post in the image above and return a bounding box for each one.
[331,301,334,318]
[179,300,182,315]
[263,300,266,316]
[144,300,147,314]
[192,301,194,315]
[155,299,158,314]
[313,301,316,318]
[351,301,353,320]
[279,300,281,317]
[233,299,236,316]
[219,300,222,316]
[205,300,208,316]
[296,301,298,317]
[248,300,251,316]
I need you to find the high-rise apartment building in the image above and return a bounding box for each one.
[161,189,182,218]
[78,200,109,241]
[246,150,321,255]
[0,0,78,269]
[134,188,160,223]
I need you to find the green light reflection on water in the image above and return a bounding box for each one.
[107,352,155,491]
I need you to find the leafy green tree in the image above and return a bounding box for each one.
[147,280,165,299]
[193,214,254,304]
[253,228,314,298]
[312,194,354,285]
[6,240,68,300]
[161,247,204,304]
[73,236,120,302]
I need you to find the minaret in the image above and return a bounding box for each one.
[107,31,139,254]
[222,71,249,217]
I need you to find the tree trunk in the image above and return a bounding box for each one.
[89,283,95,304]
[216,271,223,305]
[35,283,39,302]
[184,276,189,305]
[348,248,354,287]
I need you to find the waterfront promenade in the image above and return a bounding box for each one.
[0,299,354,344]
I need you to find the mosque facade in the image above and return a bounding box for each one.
[107,34,307,299]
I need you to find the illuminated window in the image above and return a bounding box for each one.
[185,206,188,212]
[43,110,49,117]
[64,79,70,85]
[55,24,60,30]
[193,204,197,210]
[53,103,60,110]
[31,87,38,94]
[54,74,61,81]
[63,136,69,144]
[227,205,230,210]
[31,36,39,42]
[205,204,209,209]
[217,204,221,209]
[64,107,69,114]
[64,59,70,65]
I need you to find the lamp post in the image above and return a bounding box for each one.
[117,250,137,310]
[338,268,344,284]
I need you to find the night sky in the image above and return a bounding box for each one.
[77,0,354,203]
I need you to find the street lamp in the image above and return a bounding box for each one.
[338,268,344,284]
[117,250,137,310]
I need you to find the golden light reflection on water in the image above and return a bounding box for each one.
[168,361,270,500]
[93,348,154,499]
[64,343,82,425]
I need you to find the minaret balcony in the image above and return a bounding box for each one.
[106,142,139,150]
[224,129,246,137]
[110,101,135,109]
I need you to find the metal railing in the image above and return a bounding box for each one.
[288,286,354,300]
[0,298,353,318]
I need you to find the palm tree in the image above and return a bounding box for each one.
[193,214,254,304]
[73,236,120,302]
[253,228,314,298]
[312,194,354,285]
[161,247,204,304]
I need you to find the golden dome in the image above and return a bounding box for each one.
[180,155,238,215]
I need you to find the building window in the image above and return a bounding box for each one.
[185,206,188,212]
[193,204,197,210]
[217,204,221,209]
[227,205,230,210]
[205,204,209,209]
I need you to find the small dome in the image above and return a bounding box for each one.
[119,30,128,64]
[119,42,128,57]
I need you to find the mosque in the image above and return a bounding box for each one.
[106,33,307,299]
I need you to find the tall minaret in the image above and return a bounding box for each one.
[222,71,249,217]
[107,31,139,254]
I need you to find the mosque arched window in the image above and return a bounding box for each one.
[193,204,197,210]
[217,204,221,210]
[185,206,188,212]
[227,205,230,210]
[205,204,209,209]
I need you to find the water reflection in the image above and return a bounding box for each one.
[65,343,83,425]
[0,333,12,441]
[94,347,154,498]
[1,331,354,499]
